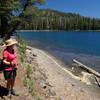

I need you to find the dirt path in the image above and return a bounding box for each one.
[0,47,33,100]
[0,65,33,100]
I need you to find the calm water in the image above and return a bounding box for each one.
[19,31,100,72]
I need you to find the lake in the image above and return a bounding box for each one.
[19,31,100,72]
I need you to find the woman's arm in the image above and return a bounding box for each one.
[3,59,11,65]
[3,58,15,66]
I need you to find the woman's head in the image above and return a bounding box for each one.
[3,38,17,49]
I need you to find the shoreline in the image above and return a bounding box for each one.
[26,46,100,99]
[48,49,100,73]
[26,41,100,73]
[16,30,100,32]
[27,46,100,86]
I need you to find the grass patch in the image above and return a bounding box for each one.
[16,34,36,96]
[16,34,27,62]
[16,34,42,99]
[23,75,35,96]
[23,64,36,97]
[26,65,33,78]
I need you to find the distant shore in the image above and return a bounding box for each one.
[16,29,100,32]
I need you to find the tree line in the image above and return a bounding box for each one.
[19,9,100,31]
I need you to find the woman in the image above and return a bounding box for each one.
[2,38,18,96]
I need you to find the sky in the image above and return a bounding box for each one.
[39,0,100,18]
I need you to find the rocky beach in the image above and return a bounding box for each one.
[25,46,100,100]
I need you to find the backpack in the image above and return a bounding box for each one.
[0,58,4,72]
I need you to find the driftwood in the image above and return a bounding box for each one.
[95,76,100,87]
[73,59,100,78]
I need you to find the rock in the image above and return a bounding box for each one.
[59,96,65,100]
[46,82,53,87]
[40,80,47,89]
[33,54,37,57]
[48,89,56,96]
[71,84,75,87]
[80,89,84,93]
[32,66,36,71]
[32,71,41,79]
[26,46,32,50]
[80,71,93,85]
[27,58,32,64]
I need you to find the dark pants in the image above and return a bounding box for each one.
[3,69,17,80]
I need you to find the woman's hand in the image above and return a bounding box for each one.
[10,61,16,66]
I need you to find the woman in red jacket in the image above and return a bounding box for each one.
[2,38,18,96]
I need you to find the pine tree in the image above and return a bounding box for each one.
[0,0,45,39]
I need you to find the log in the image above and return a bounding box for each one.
[73,59,100,78]
[95,76,100,87]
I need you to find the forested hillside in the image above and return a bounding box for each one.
[19,9,100,31]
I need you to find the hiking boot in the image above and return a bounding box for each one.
[11,89,19,96]
[7,89,11,97]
